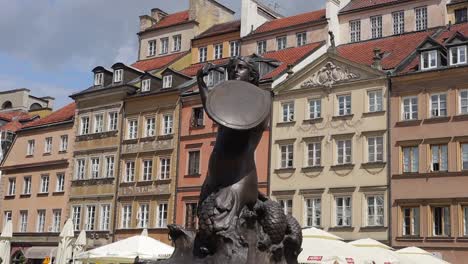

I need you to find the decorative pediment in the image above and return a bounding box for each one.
[301,61,360,89]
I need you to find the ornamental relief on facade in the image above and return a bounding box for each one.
[122,138,174,154]
[300,61,360,93]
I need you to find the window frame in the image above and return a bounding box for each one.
[450,45,467,65]
[401,206,420,236]
[145,116,156,137]
[27,139,35,155]
[402,146,419,173]
[257,40,267,54]
[173,35,182,52]
[230,41,240,57]
[142,159,153,181]
[296,32,307,46]
[214,43,223,60]
[308,98,321,119]
[278,198,293,215]
[187,150,201,175]
[159,157,171,180]
[185,202,198,230]
[367,136,384,163]
[148,39,156,56]
[99,204,111,231]
[44,137,52,154]
[281,101,295,122]
[60,135,68,152]
[105,156,115,178]
[199,46,207,62]
[349,20,361,43]
[80,116,90,135]
[162,113,173,135]
[336,139,352,165]
[337,94,352,116]
[23,176,32,195]
[141,79,151,92]
[421,50,438,70]
[108,112,118,131]
[304,197,321,227]
[127,119,138,139]
[93,113,104,133]
[40,175,49,194]
[113,69,123,83]
[90,157,100,179]
[415,6,428,31]
[19,211,28,232]
[52,210,61,232]
[279,143,294,169]
[137,203,150,228]
[306,141,321,167]
[430,93,447,117]
[276,36,287,50]
[402,96,418,121]
[160,37,169,54]
[75,159,86,180]
[157,202,168,228]
[121,204,132,229]
[56,173,65,192]
[459,89,468,114]
[162,75,173,89]
[366,194,385,227]
[94,72,104,86]
[368,90,383,112]
[392,10,405,35]
[7,178,15,196]
[430,144,448,172]
[370,15,383,39]
[36,210,46,232]
[71,206,82,231]
[335,196,352,227]
[125,160,136,182]
[432,205,451,236]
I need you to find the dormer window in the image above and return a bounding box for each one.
[141,79,151,92]
[450,46,467,65]
[421,50,437,70]
[163,75,173,89]
[94,72,104,86]
[114,69,123,83]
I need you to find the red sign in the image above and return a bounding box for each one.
[307,256,323,261]
[346,258,355,264]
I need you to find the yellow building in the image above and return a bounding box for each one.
[447,0,468,24]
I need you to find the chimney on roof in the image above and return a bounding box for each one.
[151,8,168,22]
[372,48,383,70]
[139,15,156,32]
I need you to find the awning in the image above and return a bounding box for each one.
[24,247,57,259]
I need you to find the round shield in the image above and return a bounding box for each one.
[205,80,271,130]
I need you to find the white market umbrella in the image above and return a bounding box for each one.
[75,229,174,263]
[0,220,12,264]
[349,238,413,264]
[55,219,74,264]
[298,228,372,264]
[396,247,451,264]
[72,230,87,264]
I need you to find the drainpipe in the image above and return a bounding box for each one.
[173,96,183,225]
[111,101,125,242]
[267,83,274,196]
[386,74,392,246]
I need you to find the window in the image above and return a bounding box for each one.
[402,207,420,236]
[402,96,418,120]
[127,119,138,139]
[52,210,61,232]
[462,144,468,170]
[277,36,287,50]
[137,204,149,228]
[163,75,173,89]
[142,79,151,92]
[308,99,321,119]
[40,175,49,193]
[99,204,111,231]
[94,72,104,86]
[431,144,448,172]
[392,11,405,35]
[230,41,240,57]
[188,151,200,175]
[415,6,428,31]
[121,205,132,228]
[307,142,321,167]
[338,95,351,116]
[368,90,383,112]
[191,107,204,128]
[142,160,153,181]
[460,90,468,114]
[85,205,96,231]
[19,211,28,232]
[257,40,267,54]
[335,196,352,227]
[76,159,85,180]
[157,202,168,228]
[159,158,171,180]
[27,140,35,155]
[21,176,32,195]
[421,50,438,70]
[371,16,383,39]
[94,113,104,133]
[72,206,81,231]
[279,199,293,215]
[145,117,156,137]
[368,136,384,162]
[148,40,156,56]
[350,20,361,43]
[160,37,169,54]
[108,112,118,131]
[214,43,223,59]
[4,211,11,224]
[56,173,65,192]
[450,46,467,65]
[91,158,100,178]
[36,210,46,232]
[173,35,181,51]
[280,144,294,169]
[402,146,419,173]
[162,114,173,135]
[281,101,294,122]
[125,161,135,182]
[114,69,123,83]
[430,94,447,117]
[44,137,52,153]
[433,206,451,236]
[105,156,115,178]
[337,139,352,165]
[185,203,198,230]
[463,206,468,236]
[60,135,68,152]
[455,8,468,24]
[80,116,90,135]
[296,32,307,46]
[199,47,207,62]
[7,178,15,196]
[367,195,384,226]
[305,198,321,227]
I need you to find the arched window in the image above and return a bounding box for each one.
[2,101,12,109]
[30,103,42,110]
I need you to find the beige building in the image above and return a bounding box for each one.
[447,0,468,24]
[0,103,75,262]
[270,51,389,242]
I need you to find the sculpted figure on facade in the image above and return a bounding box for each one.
[301,61,360,91]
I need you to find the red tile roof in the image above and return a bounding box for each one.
[339,0,414,14]
[261,41,325,80]
[195,20,241,39]
[249,9,326,36]
[131,52,189,72]
[146,10,190,31]
[179,58,230,77]
[0,121,23,132]
[0,111,33,122]
[22,103,75,129]
[337,29,438,70]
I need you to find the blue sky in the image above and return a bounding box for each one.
[0,0,325,109]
